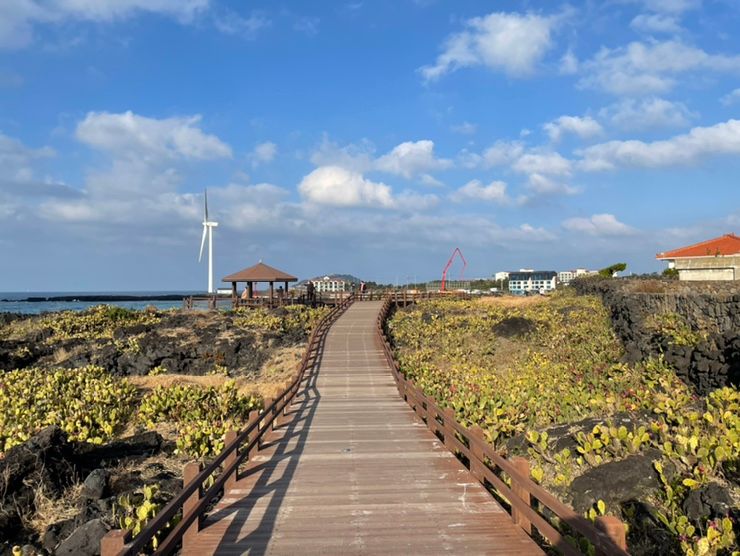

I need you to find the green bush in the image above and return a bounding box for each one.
[138,381,262,458]
[0,366,137,452]
[389,294,739,555]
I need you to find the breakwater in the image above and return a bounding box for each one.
[5,294,187,302]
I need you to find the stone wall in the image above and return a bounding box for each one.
[572,278,740,394]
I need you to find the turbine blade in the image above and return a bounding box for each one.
[204,189,209,221]
[198,225,207,262]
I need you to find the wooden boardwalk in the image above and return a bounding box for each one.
[185,301,542,555]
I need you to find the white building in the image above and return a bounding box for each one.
[311,276,350,293]
[558,268,597,285]
[508,271,557,294]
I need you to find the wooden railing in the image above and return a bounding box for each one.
[389,290,470,304]
[101,294,355,556]
[183,292,352,310]
[375,296,630,556]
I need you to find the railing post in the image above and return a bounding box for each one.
[100,529,128,556]
[469,426,486,481]
[183,461,203,548]
[510,457,532,535]
[595,516,627,553]
[264,398,274,431]
[247,410,259,457]
[419,396,429,427]
[224,429,238,493]
[443,408,456,450]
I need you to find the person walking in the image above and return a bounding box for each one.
[306,281,315,306]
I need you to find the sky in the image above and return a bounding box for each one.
[1,0,739,291]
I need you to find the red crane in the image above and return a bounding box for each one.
[440,247,467,292]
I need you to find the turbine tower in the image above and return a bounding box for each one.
[198,189,219,293]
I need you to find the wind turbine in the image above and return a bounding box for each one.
[198,189,219,293]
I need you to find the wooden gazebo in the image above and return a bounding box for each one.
[222,261,298,304]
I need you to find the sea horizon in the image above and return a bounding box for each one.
[0,290,205,315]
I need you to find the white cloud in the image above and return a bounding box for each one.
[309,136,375,172]
[298,166,395,208]
[374,140,452,179]
[0,131,55,181]
[419,174,444,187]
[640,0,701,13]
[544,115,603,142]
[76,111,232,161]
[599,97,696,131]
[526,174,578,196]
[0,0,209,48]
[630,13,681,34]
[512,151,572,176]
[579,40,740,95]
[458,140,524,169]
[451,179,508,203]
[578,118,740,171]
[420,11,560,80]
[293,16,319,36]
[249,141,277,167]
[451,121,477,135]
[721,88,740,106]
[562,213,637,236]
[213,10,270,39]
[560,49,579,74]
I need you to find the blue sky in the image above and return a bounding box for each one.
[1,0,739,290]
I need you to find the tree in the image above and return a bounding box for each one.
[599,262,627,278]
[662,268,679,279]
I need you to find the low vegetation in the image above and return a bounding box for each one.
[0,303,329,553]
[138,382,261,457]
[0,366,137,452]
[389,293,739,555]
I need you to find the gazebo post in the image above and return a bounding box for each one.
[284,281,289,304]
[248,281,253,299]
[269,281,274,306]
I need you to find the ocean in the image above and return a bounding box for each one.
[0,291,202,314]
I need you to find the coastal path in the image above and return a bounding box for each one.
[183,300,540,555]
[102,295,629,556]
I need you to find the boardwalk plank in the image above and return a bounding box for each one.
[184,301,543,555]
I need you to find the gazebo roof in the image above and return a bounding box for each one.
[222,262,298,283]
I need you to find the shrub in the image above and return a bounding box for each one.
[138,381,262,458]
[389,294,740,555]
[0,366,137,452]
[19,305,162,343]
[233,305,330,336]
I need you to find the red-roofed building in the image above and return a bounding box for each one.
[656,233,740,281]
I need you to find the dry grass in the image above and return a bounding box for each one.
[108,451,184,482]
[27,480,83,539]
[476,295,550,308]
[126,344,305,401]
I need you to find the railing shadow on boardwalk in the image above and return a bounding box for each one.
[204,333,327,555]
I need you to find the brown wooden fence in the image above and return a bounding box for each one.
[100,294,355,556]
[376,295,630,556]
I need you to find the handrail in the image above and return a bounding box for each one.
[102,294,355,556]
[375,295,630,556]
